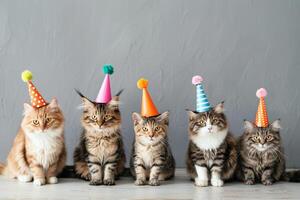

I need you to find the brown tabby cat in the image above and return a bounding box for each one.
[186,102,237,187]
[130,112,175,186]
[0,99,66,186]
[237,120,300,185]
[73,90,125,185]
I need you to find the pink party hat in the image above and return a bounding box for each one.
[95,65,114,103]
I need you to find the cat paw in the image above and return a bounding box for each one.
[245,179,255,185]
[33,178,46,186]
[149,179,160,186]
[262,179,274,186]
[211,178,224,187]
[103,178,115,186]
[195,178,208,187]
[89,180,103,186]
[18,175,32,183]
[135,179,146,186]
[47,177,58,184]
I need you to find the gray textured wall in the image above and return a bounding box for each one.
[0,0,300,168]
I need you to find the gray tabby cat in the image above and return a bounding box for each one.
[130,112,175,186]
[186,102,237,187]
[73,90,125,185]
[238,120,300,185]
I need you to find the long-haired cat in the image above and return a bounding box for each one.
[73,90,125,185]
[0,99,66,186]
[237,120,300,185]
[130,112,175,186]
[186,102,237,187]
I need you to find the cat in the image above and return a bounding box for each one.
[130,112,175,186]
[0,98,66,186]
[237,120,300,185]
[186,102,237,187]
[73,90,125,185]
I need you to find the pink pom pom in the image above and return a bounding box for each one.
[256,88,268,98]
[192,75,203,85]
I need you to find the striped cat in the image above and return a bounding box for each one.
[130,112,175,186]
[237,120,300,185]
[186,102,237,187]
[73,90,125,185]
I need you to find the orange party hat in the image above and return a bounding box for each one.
[137,78,159,117]
[21,70,47,108]
[255,88,269,128]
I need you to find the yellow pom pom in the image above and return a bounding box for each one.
[137,78,148,89]
[21,70,33,82]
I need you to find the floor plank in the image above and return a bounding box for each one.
[0,169,299,200]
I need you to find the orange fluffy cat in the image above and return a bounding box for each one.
[0,99,66,186]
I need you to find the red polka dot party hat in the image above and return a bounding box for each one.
[21,70,47,108]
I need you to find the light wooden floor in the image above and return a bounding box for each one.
[0,169,299,200]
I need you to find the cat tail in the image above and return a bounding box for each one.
[0,163,6,175]
[282,170,300,182]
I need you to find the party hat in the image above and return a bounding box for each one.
[95,64,114,103]
[137,78,159,117]
[255,88,269,128]
[21,70,47,108]
[192,75,211,112]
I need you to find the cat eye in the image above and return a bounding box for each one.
[142,127,148,132]
[212,119,219,124]
[32,120,39,126]
[90,115,97,121]
[266,135,273,141]
[45,118,52,123]
[252,135,259,141]
[154,127,161,132]
[104,115,112,121]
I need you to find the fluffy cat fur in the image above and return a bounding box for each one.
[73,90,125,185]
[0,98,66,186]
[130,112,175,186]
[237,120,300,185]
[186,102,237,187]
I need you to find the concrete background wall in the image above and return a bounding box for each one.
[0,0,300,167]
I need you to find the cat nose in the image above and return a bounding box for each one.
[207,126,213,131]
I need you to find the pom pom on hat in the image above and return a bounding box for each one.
[22,70,33,82]
[137,78,148,89]
[192,75,203,85]
[256,88,267,98]
[102,64,114,75]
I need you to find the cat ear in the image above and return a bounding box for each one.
[75,89,94,110]
[214,101,225,114]
[270,119,281,132]
[243,120,255,132]
[112,89,124,102]
[48,98,59,109]
[132,112,142,125]
[23,103,34,115]
[186,109,198,120]
[156,111,169,125]
[107,98,120,110]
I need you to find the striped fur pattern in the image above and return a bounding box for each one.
[237,120,290,185]
[130,112,175,186]
[0,99,66,186]
[186,102,237,187]
[73,91,125,185]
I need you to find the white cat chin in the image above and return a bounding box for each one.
[253,144,270,152]
[192,128,228,150]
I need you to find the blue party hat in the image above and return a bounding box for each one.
[192,75,211,112]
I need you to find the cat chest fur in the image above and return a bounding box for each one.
[85,135,119,165]
[25,130,64,169]
[136,144,161,168]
